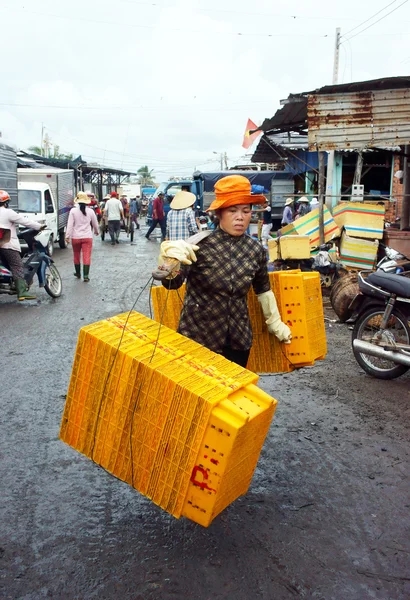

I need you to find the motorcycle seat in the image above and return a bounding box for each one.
[368,271,410,298]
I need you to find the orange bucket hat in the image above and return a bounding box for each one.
[207,175,266,211]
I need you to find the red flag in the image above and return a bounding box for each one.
[242,118,261,149]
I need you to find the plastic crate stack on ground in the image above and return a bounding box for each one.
[60,312,277,527]
[151,270,327,374]
[151,284,186,331]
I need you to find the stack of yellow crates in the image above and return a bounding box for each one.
[60,312,277,527]
[151,270,326,374]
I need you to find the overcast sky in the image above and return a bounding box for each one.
[1,0,410,181]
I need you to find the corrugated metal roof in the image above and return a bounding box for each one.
[302,75,410,97]
[260,98,307,133]
[308,88,410,150]
[251,133,308,163]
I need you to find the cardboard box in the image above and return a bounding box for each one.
[279,235,311,259]
[333,202,385,240]
[339,232,379,269]
[268,238,279,262]
[280,207,341,248]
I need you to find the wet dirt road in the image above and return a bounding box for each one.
[1,226,409,600]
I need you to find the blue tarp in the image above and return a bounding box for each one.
[195,170,293,192]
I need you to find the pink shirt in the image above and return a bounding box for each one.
[66,206,99,239]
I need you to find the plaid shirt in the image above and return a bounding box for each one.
[164,228,270,352]
[166,208,198,241]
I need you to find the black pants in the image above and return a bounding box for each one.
[146,218,166,240]
[108,220,121,242]
[221,346,250,368]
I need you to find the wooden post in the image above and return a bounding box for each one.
[401,145,410,230]
[353,151,364,185]
[318,151,325,244]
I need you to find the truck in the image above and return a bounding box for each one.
[16,168,75,252]
[0,141,18,207]
[117,183,141,199]
[193,170,295,230]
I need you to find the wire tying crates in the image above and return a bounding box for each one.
[60,313,275,527]
[151,270,326,373]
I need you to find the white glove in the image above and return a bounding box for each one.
[257,290,292,343]
[159,240,199,265]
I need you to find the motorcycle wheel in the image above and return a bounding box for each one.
[352,307,410,379]
[44,263,63,298]
[47,234,54,256]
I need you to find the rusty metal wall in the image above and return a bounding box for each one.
[308,88,410,151]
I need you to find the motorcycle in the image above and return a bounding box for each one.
[351,270,410,379]
[330,246,410,323]
[0,227,63,299]
[376,245,410,274]
[274,241,347,288]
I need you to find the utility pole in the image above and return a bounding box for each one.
[41,124,44,156]
[43,133,51,158]
[318,151,326,244]
[325,27,341,210]
[332,27,341,86]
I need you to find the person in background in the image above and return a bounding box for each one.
[86,192,102,222]
[310,197,319,210]
[145,192,166,241]
[100,194,111,212]
[281,197,294,227]
[166,191,199,241]
[104,191,124,245]
[135,195,142,214]
[66,191,99,282]
[0,189,42,301]
[158,175,291,367]
[129,197,140,230]
[296,196,311,219]
[254,200,273,248]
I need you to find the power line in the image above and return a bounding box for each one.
[344,0,409,42]
[342,0,400,37]
[117,0,361,21]
[0,101,275,112]
[0,4,332,38]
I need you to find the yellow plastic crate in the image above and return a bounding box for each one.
[151,285,186,331]
[150,271,326,373]
[279,235,311,259]
[60,312,277,526]
[182,384,277,527]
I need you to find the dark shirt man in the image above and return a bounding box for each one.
[145,193,166,241]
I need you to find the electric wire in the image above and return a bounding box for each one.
[0,4,333,38]
[342,0,400,37]
[343,0,408,42]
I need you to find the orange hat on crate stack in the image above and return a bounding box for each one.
[207,175,266,211]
